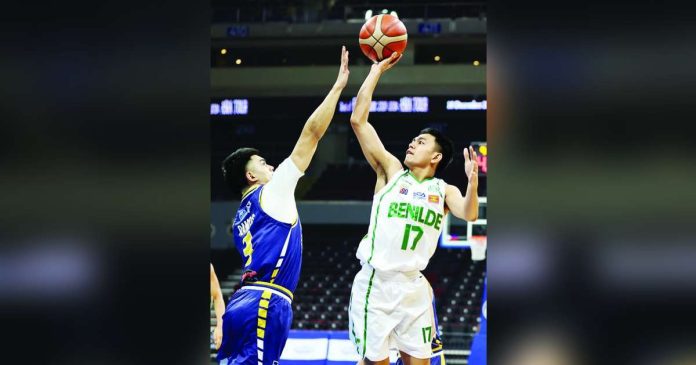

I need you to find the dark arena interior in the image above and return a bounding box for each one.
[210,1,486,364]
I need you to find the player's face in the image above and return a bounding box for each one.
[245,155,275,185]
[404,134,441,168]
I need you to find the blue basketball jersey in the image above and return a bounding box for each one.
[468,277,486,365]
[232,185,303,293]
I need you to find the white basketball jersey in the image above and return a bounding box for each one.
[357,169,447,272]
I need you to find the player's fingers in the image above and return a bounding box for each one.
[471,146,478,161]
[463,147,470,163]
[391,52,401,65]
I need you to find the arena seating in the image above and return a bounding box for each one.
[212,0,486,23]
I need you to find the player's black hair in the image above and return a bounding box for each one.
[420,128,453,174]
[222,147,260,196]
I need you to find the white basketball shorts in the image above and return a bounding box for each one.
[348,264,435,361]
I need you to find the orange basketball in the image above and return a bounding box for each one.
[359,14,408,62]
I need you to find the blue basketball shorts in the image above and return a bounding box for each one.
[217,282,293,365]
[467,332,486,365]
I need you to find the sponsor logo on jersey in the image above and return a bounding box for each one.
[413,191,426,200]
[428,195,440,203]
[399,187,409,195]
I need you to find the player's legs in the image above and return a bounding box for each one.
[217,289,257,364]
[256,293,293,365]
[467,333,486,365]
[363,358,391,365]
[399,351,431,365]
[217,288,292,365]
[392,274,435,359]
[349,265,398,361]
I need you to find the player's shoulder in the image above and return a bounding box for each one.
[240,185,263,202]
[387,167,408,183]
[430,177,449,195]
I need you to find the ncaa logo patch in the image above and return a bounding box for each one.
[413,191,426,200]
[428,183,443,195]
[235,201,252,221]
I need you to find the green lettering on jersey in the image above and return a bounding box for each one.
[417,205,426,223]
[388,202,398,217]
[407,204,419,221]
[434,213,443,230]
[387,202,444,229]
[424,209,437,226]
[398,202,408,218]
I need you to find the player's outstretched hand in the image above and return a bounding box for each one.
[334,45,350,89]
[372,52,402,74]
[464,146,479,187]
[214,323,223,350]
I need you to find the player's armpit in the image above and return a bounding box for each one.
[373,166,388,194]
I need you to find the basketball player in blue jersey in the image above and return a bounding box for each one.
[216,46,350,365]
[467,278,486,365]
[211,264,225,350]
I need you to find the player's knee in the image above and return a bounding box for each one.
[399,352,431,365]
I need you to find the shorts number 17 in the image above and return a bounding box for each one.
[421,326,432,343]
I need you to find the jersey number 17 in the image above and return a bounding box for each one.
[401,224,424,250]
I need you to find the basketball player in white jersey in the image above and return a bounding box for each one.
[347,52,480,365]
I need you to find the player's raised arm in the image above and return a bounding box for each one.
[210,264,225,350]
[350,52,403,181]
[289,46,350,172]
[445,146,480,221]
